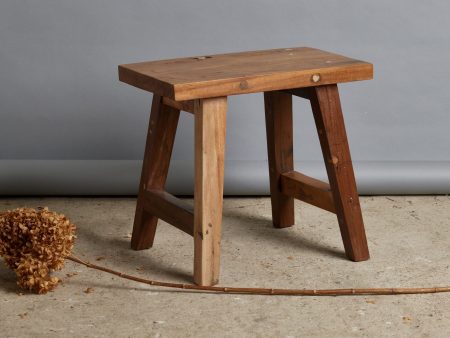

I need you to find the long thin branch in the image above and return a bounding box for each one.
[67,255,450,296]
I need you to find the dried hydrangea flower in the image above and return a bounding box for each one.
[0,207,76,294]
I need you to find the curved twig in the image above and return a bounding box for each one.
[67,255,450,296]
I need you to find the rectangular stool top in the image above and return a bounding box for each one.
[119,47,373,101]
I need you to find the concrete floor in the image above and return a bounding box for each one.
[1,196,450,337]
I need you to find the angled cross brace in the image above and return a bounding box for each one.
[141,189,194,236]
[280,171,336,213]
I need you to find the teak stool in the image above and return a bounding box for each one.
[119,47,373,286]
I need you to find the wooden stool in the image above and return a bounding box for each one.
[119,47,373,286]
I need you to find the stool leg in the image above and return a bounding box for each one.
[264,91,295,228]
[131,94,180,250]
[309,84,369,261]
[193,97,227,286]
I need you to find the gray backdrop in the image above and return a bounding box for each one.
[1,0,450,195]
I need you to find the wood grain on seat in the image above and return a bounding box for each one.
[119,47,373,100]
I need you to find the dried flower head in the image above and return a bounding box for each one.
[0,207,76,294]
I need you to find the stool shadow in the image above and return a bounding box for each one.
[223,207,346,260]
[74,225,192,283]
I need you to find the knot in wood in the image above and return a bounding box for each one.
[330,155,339,166]
[311,73,321,83]
[239,80,249,90]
